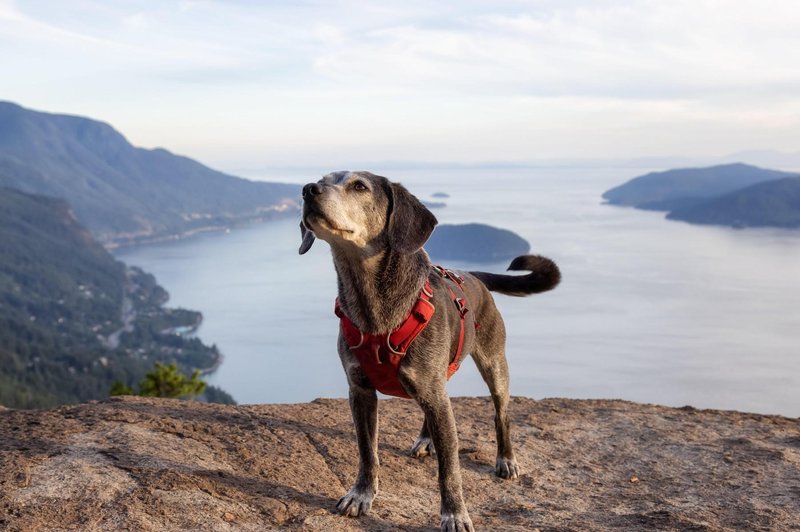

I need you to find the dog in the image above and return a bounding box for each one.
[299,171,560,531]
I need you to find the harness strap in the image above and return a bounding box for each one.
[334,268,471,398]
[435,266,468,376]
[387,281,434,355]
[335,279,435,364]
[444,285,465,378]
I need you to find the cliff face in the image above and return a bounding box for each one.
[1,396,798,531]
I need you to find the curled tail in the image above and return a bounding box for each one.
[470,255,561,297]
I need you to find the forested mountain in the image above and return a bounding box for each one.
[602,163,795,211]
[0,187,232,408]
[667,177,800,229]
[0,101,299,245]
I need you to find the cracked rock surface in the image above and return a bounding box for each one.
[1,396,799,531]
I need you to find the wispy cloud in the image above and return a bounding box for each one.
[310,2,800,102]
[2,0,800,167]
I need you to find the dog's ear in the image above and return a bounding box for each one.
[387,182,437,253]
[299,221,315,255]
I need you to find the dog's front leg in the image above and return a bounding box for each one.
[401,373,474,532]
[336,378,379,517]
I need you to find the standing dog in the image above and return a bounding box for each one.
[299,171,560,531]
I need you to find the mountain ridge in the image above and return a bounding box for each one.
[0,101,299,246]
[602,163,795,209]
[667,176,800,228]
[602,163,800,230]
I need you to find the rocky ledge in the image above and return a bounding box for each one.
[1,396,798,531]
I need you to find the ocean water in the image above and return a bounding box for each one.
[115,167,800,416]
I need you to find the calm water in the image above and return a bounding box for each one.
[115,167,800,416]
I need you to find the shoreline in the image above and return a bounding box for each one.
[105,207,296,393]
[104,205,299,251]
[199,349,224,377]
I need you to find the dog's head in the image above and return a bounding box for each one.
[299,171,437,256]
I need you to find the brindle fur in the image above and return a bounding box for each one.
[300,171,560,532]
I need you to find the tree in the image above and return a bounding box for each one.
[109,381,134,396]
[110,362,206,399]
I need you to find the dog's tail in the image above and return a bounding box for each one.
[470,255,560,297]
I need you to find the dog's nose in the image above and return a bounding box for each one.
[302,183,323,199]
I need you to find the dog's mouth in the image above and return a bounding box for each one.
[303,210,354,236]
[318,219,354,234]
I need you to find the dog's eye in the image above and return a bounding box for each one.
[352,181,368,192]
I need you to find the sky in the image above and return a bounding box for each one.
[2,0,800,171]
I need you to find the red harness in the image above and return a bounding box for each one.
[334,266,470,399]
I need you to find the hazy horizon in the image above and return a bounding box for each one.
[6,98,800,183]
[3,1,800,171]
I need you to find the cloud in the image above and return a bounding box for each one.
[0,0,21,20]
[8,0,799,102]
[3,0,800,165]
[122,13,148,29]
[308,1,800,103]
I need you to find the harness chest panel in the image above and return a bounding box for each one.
[334,268,469,399]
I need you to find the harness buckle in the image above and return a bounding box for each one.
[421,281,433,298]
[454,297,469,317]
[433,265,465,286]
[386,335,404,356]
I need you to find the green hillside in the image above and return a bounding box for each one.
[666,177,800,228]
[0,101,299,245]
[0,187,233,408]
[602,163,794,210]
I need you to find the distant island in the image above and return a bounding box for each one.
[432,191,450,198]
[0,101,299,247]
[422,200,447,209]
[667,177,800,228]
[0,187,234,408]
[425,223,530,262]
[603,163,800,229]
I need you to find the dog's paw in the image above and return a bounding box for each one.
[495,456,520,479]
[336,487,375,517]
[440,511,474,532]
[410,436,435,458]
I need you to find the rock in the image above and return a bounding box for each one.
[1,396,799,531]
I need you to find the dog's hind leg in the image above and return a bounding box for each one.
[410,413,435,458]
[471,318,520,479]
